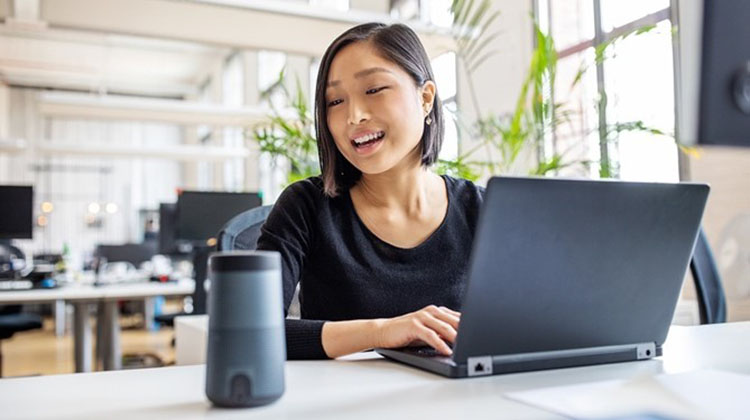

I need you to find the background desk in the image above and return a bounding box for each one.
[0,279,194,372]
[0,322,747,419]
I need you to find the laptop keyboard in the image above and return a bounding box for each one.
[401,343,454,358]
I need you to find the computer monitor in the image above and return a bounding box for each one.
[698,0,750,146]
[0,185,33,240]
[175,191,262,243]
[158,203,181,255]
[95,242,157,266]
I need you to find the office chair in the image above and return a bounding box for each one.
[216,205,273,252]
[215,204,301,318]
[0,306,43,377]
[690,228,727,324]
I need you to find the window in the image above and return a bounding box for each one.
[222,53,245,190]
[538,0,677,181]
[258,51,288,109]
[390,0,452,27]
[432,51,458,161]
[309,0,348,11]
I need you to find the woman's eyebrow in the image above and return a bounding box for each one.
[327,67,393,88]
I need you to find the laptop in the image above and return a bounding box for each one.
[376,176,709,378]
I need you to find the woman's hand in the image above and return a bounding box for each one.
[374,305,461,355]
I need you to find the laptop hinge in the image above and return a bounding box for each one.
[486,342,657,366]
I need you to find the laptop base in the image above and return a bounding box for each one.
[376,342,660,379]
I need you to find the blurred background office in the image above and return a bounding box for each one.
[0,0,747,377]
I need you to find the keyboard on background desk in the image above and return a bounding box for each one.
[0,277,58,291]
[0,280,34,291]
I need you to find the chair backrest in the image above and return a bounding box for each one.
[217,205,273,251]
[690,228,727,324]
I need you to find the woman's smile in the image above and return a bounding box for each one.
[350,130,386,155]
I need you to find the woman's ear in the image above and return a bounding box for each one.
[420,80,437,115]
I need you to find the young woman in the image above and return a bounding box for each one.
[256,22,484,359]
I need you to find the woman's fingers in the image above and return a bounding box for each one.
[418,326,453,355]
[439,306,462,318]
[433,309,460,329]
[421,315,458,343]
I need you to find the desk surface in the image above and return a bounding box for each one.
[1,322,748,420]
[0,279,195,304]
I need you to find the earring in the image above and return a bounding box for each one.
[425,115,432,125]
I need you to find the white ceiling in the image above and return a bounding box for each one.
[0,23,229,98]
[0,0,454,98]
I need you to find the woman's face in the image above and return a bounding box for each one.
[325,41,435,176]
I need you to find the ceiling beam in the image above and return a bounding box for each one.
[38,91,290,126]
[39,0,455,58]
[38,141,251,161]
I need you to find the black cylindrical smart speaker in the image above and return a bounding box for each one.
[205,251,286,407]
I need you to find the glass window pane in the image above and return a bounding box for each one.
[553,49,599,178]
[222,54,243,107]
[432,52,456,100]
[425,0,453,28]
[600,0,669,32]
[439,101,458,161]
[310,57,320,111]
[603,20,677,182]
[550,0,595,51]
[258,51,287,109]
[309,0,348,11]
[390,0,419,21]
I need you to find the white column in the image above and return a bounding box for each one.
[242,51,262,192]
[674,0,703,147]
[0,83,9,181]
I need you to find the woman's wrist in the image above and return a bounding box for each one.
[321,318,386,358]
[368,318,386,349]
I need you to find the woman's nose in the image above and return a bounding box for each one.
[347,99,370,125]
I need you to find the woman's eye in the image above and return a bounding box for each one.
[366,87,386,95]
[328,99,343,107]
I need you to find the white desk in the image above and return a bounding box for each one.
[0,279,194,372]
[1,322,747,420]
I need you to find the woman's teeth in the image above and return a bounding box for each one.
[353,131,385,146]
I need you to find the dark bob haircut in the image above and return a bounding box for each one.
[314,22,444,197]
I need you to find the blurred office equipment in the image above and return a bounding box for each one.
[175,191,262,245]
[690,0,750,322]
[0,185,33,280]
[690,0,750,324]
[155,191,262,327]
[0,186,33,242]
[698,0,750,146]
[0,185,42,377]
[158,203,190,258]
[94,243,157,270]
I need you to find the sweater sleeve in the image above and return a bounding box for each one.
[256,179,330,360]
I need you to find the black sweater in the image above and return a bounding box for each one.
[256,175,485,359]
